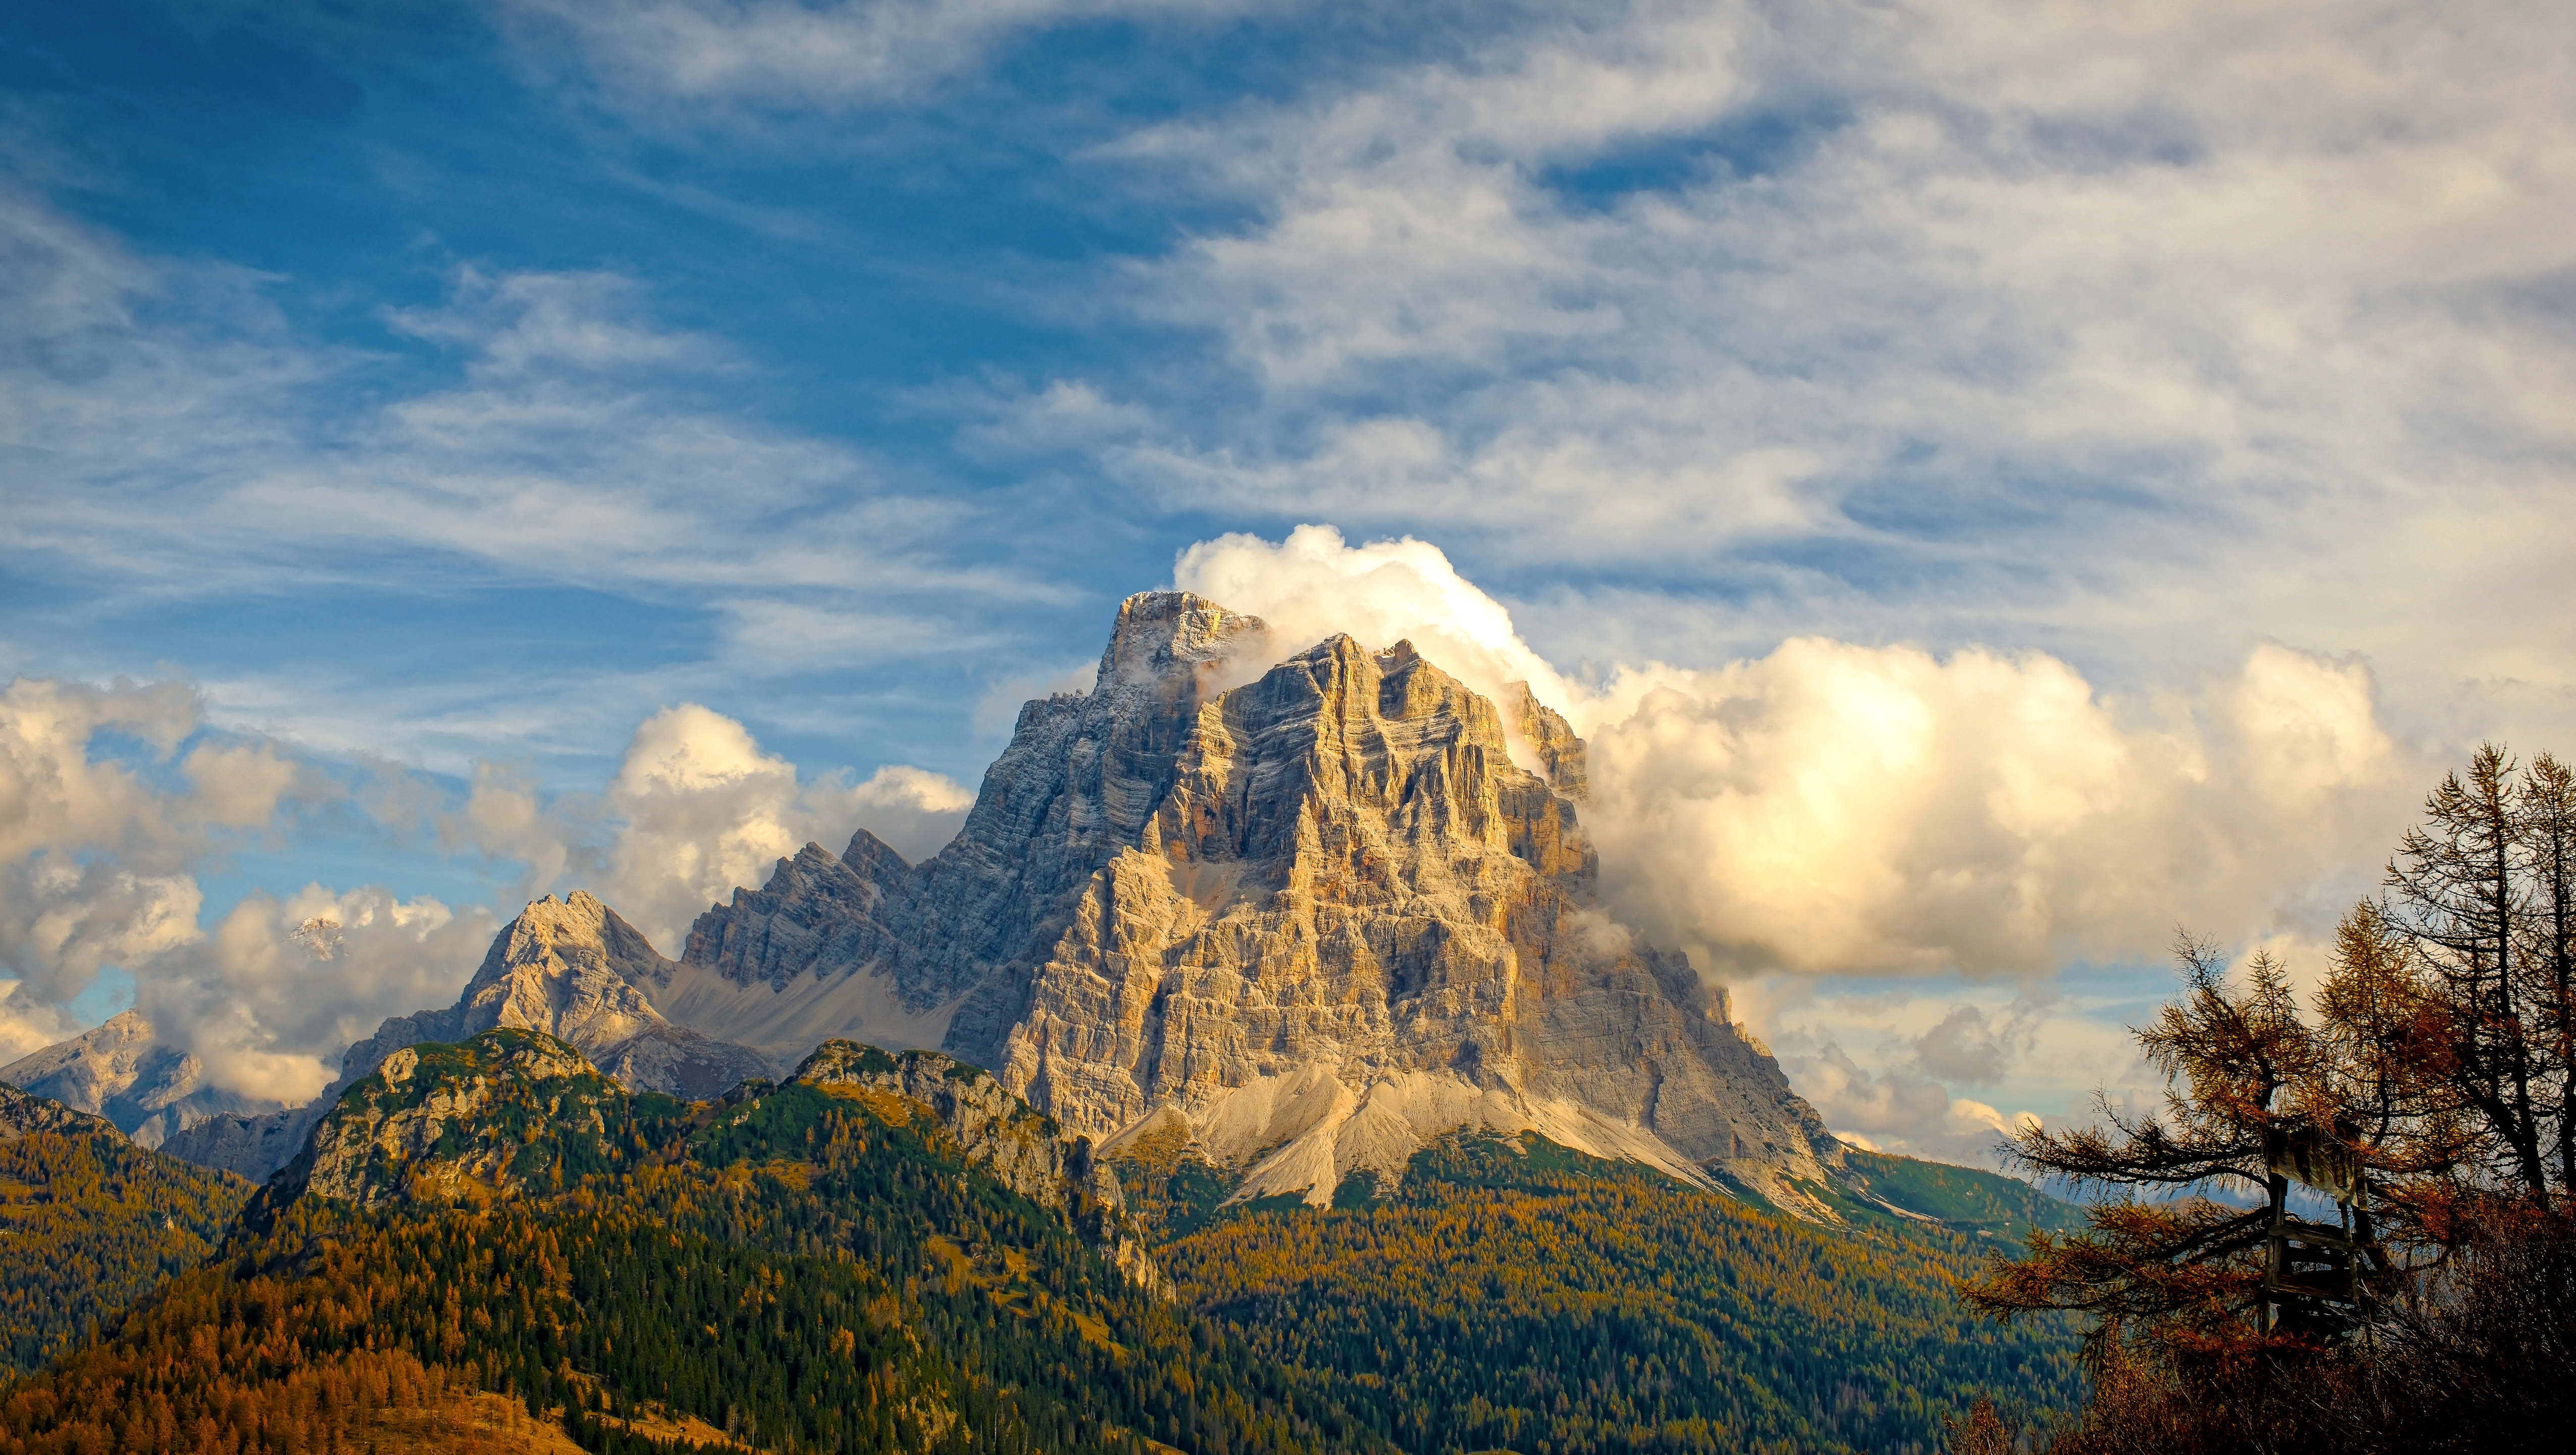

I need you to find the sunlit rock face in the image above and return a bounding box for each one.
[163,892,769,1180]
[0,1010,280,1148]
[677,592,1840,1208]
[151,589,1838,1209]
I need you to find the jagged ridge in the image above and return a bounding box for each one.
[667,591,1843,1212]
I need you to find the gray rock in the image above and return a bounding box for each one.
[159,891,769,1182]
[668,591,1844,1214]
[0,1081,122,1142]
[594,1022,774,1101]
[0,1010,282,1148]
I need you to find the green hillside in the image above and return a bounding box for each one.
[0,1037,2083,1454]
[0,1030,1385,1455]
[0,1103,251,1374]
[1816,1148,2094,1240]
[1154,1131,2085,1455]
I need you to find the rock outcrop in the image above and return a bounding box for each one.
[668,591,1842,1211]
[787,1040,1157,1292]
[0,1082,123,1143]
[167,892,770,1180]
[0,1010,280,1148]
[249,1028,628,1225]
[790,1041,1123,1214]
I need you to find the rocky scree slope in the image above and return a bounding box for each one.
[672,591,1841,1211]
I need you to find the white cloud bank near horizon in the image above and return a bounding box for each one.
[0,521,2479,1161]
[0,678,973,1102]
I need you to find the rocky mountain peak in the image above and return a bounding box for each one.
[161,891,772,1183]
[144,590,1839,1218]
[0,1009,275,1148]
[457,889,671,1039]
[249,1028,637,1224]
[1095,590,1269,696]
[647,593,1843,1212]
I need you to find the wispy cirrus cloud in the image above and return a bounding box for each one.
[982,0,2576,723]
[500,0,1265,113]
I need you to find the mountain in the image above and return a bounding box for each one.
[162,890,770,1180]
[668,591,1842,1210]
[0,1024,2085,1454]
[4,1027,1382,1455]
[0,1009,283,1147]
[142,589,1839,1211]
[0,1083,251,1372]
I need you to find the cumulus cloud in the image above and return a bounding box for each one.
[0,676,454,1098]
[137,886,501,1104]
[453,702,974,951]
[1173,526,2417,981]
[1779,1040,2041,1168]
[1080,0,2576,736]
[1175,523,1581,710]
[1,675,974,1099]
[1908,1001,2042,1086]
[0,678,303,1005]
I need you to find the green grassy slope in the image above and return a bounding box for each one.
[1817,1148,2093,1241]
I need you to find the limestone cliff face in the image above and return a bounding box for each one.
[787,1040,1160,1289]
[790,1041,1124,1215]
[998,626,1835,1206]
[676,593,1270,1071]
[0,1082,123,1143]
[673,592,1840,1211]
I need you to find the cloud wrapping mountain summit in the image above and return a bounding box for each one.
[136,592,1845,1211]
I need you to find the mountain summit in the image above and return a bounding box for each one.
[109,591,1838,1209]
[673,591,1840,1207]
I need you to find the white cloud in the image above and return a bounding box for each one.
[0,676,974,1097]
[143,885,500,1104]
[0,676,491,1098]
[505,0,1254,112]
[1174,523,1581,710]
[845,763,977,862]
[1087,0,2576,737]
[1174,526,2418,982]
[452,702,975,951]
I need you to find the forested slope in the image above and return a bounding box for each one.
[1156,1132,2085,1455]
[0,1030,1381,1455]
[0,1030,2084,1454]
[0,1091,250,1374]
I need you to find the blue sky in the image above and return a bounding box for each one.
[5,0,2571,1163]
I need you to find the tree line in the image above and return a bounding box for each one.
[1960,745,2576,1451]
